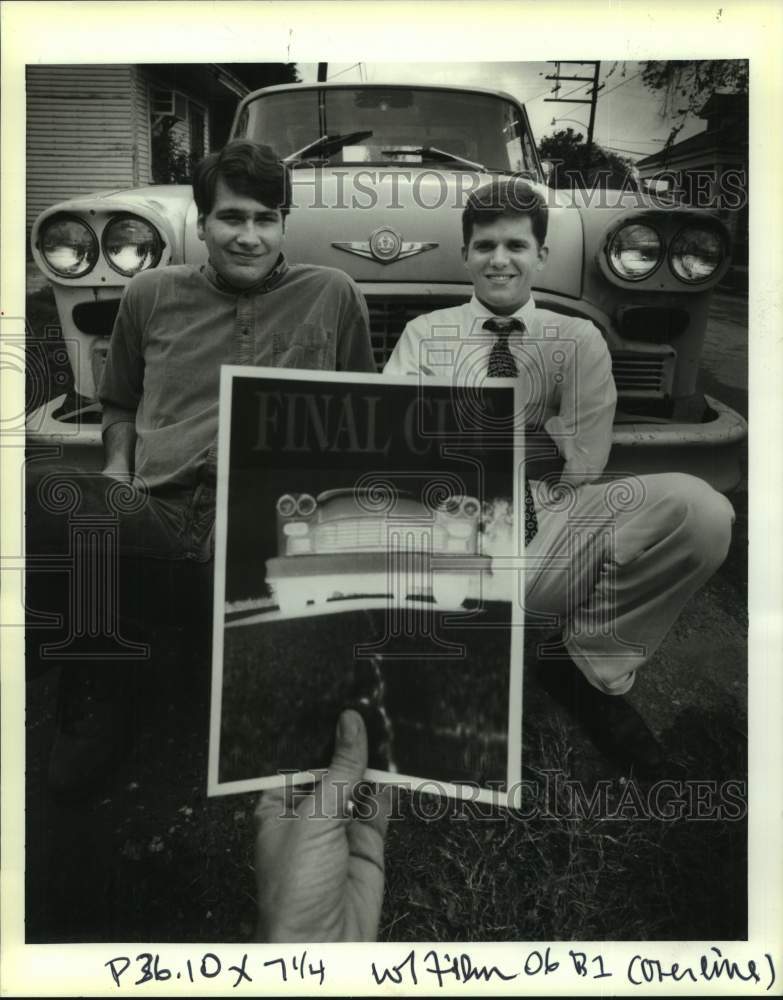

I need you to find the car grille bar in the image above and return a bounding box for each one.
[366,296,466,370]
[611,350,677,397]
[316,520,386,550]
[315,520,444,553]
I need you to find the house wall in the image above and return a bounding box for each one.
[131,66,152,186]
[26,64,145,230]
[27,64,224,235]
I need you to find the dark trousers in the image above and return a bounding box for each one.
[25,461,216,677]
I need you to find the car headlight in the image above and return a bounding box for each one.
[277,495,297,517]
[437,497,462,515]
[461,497,480,518]
[40,215,99,277]
[607,223,663,280]
[102,215,163,276]
[669,227,724,283]
[296,494,316,516]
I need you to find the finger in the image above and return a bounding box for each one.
[254,775,303,827]
[348,783,392,863]
[367,783,394,840]
[254,789,288,829]
[352,781,394,838]
[347,821,386,879]
[315,709,368,821]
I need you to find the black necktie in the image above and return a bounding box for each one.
[483,317,538,546]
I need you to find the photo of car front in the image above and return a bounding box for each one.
[265,488,489,612]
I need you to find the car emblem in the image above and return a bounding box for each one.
[332,227,438,264]
[370,227,402,261]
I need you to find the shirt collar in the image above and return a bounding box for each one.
[468,293,537,334]
[203,253,289,295]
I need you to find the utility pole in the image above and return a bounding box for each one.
[544,61,603,163]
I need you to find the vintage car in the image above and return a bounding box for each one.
[265,489,489,612]
[29,81,746,490]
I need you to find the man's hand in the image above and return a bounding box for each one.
[254,709,390,942]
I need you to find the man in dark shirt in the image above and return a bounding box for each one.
[28,141,376,794]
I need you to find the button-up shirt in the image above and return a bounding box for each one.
[100,257,375,491]
[384,294,617,484]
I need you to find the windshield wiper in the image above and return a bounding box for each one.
[380,145,486,170]
[284,130,373,163]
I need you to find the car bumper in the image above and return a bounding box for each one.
[266,551,491,578]
[27,392,748,492]
[606,394,747,493]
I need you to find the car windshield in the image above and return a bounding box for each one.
[237,86,540,174]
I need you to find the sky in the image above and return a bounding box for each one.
[297,61,708,162]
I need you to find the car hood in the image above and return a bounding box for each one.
[42,175,586,299]
[187,168,583,298]
[67,184,194,210]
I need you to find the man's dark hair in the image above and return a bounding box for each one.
[192,140,291,217]
[462,178,548,247]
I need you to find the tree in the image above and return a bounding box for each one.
[538,127,637,191]
[151,127,195,185]
[639,59,749,150]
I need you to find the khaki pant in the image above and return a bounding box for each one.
[524,473,735,694]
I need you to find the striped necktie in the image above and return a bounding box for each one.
[483,317,538,545]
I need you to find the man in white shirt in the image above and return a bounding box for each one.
[385,178,734,775]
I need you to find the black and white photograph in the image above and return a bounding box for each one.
[2,0,780,994]
[210,367,522,799]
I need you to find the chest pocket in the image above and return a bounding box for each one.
[270,323,333,370]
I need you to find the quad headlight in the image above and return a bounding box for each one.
[437,495,481,538]
[607,223,664,280]
[296,494,317,516]
[669,226,724,283]
[40,215,99,277]
[102,215,163,276]
[461,497,480,518]
[277,495,298,517]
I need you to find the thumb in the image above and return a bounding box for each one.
[316,709,368,821]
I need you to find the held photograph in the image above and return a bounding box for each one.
[9,14,764,972]
[209,367,524,801]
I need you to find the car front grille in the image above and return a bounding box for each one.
[611,350,676,397]
[364,297,678,402]
[316,520,386,552]
[315,520,443,553]
[365,296,469,370]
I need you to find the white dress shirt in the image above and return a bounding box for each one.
[384,294,617,483]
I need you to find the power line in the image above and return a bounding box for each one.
[607,136,668,144]
[599,70,642,99]
[526,85,559,103]
[544,67,642,113]
[603,144,660,157]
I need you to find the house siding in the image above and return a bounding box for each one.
[131,67,151,185]
[26,64,143,229]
